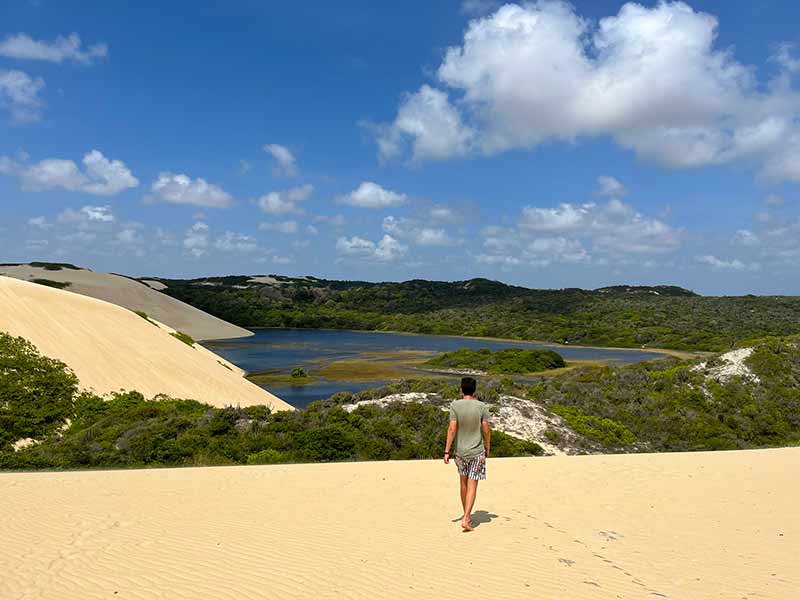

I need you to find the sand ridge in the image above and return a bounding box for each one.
[0,448,796,599]
[0,265,251,341]
[0,276,291,411]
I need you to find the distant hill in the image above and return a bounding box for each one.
[594,285,698,297]
[0,263,251,341]
[145,274,800,352]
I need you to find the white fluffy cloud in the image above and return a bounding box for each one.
[151,173,233,208]
[382,215,460,246]
[519,199,682,254]
[429,205,461,223]
[373,85,473,162]
[338,181,407,209]
[81,151,139,195]
[478,197,681,268]
[264,143,297,177]
[478,229,589,268]
[696,254,759,271]
[0,33,107,64]
[0,69,44,122]
[57,205,116,226]
[727,213,800,264]
[376,2,800,182]
[336,234,407,262]
[183,222,209,257]
[257,184,313,215]
[259,220,299,234]
[528,236,589,262]
[597,176,628,198]
[214,231,258,252]
[0,150,138,195]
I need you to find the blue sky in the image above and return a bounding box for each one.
[1,1,800,294]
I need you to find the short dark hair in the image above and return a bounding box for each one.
[461,377,477,396]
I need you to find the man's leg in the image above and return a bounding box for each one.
[459,475,468,516]
[461,479,479,531]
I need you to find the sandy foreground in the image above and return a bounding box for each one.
[0,276,290,411]
[0,265,251,341]
[1,449,796,600]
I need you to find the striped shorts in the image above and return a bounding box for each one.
[454,452,486,481]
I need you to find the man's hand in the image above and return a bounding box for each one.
[445,420,457,465]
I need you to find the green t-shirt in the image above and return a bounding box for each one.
[449,399,490,458]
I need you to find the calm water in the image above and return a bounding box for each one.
[205,328,666,408]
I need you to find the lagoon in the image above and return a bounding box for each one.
[204,328,668,408]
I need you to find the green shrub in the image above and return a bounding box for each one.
[0,333,79,451]
[170,331,195,347]
[29,262,81,271]
[291,367,308,378]
[550,404,636,447]
[247,448,290,464]
[425,347,565,373]
[31,278,70,289]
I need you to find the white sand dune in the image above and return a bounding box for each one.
[0,264,250,341]
[0,276,291,411]
[0,448,796,599]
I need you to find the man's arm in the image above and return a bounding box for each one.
[444,420,457,464]
[482,420,491,457]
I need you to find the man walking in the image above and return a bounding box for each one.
[444,377,491,532]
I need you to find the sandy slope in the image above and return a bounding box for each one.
[0,265,250,341]
[0,448,796,599]
[0,276,291,411]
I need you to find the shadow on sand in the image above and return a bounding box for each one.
[452,510,498,529]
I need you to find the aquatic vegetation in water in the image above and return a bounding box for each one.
[425,347,566,374]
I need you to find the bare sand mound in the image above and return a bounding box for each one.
[0,448,796,599]
[0,276,291,411]
[0,264,250,341]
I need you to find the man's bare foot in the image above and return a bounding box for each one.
[461,518,474,532]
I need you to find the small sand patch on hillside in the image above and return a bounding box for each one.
[691,347,760,384]
[141,279,167,290]
[248,275,280,285]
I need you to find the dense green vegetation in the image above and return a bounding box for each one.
[0,335,79,451]
[0,333,541,469]
[154,275,800,351]
[2,392,542,470]
[548,404,636,447]
[425,347,566,373]
[323,337,800,453]
[525,336,800,451]
[4,329,799,469]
